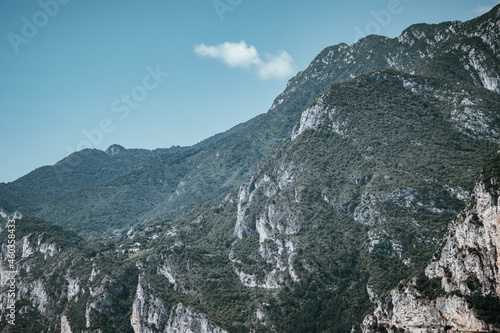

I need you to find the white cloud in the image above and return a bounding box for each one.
[472,1,500,14]
[256,52,295,80]
[194,41,259,68]
[194,41,295,80]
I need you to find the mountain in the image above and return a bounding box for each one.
[1,5,500,333]
[0,116,262,237]
[149,69,500,332]
[2,5,500,237]
[3,69,499,332]
[362,153,500,332]
[2,69,500,331]
[0,144,187,213]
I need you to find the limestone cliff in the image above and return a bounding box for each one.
[362,155,500,332]
[0,214,227,333]
[131,274,227,333]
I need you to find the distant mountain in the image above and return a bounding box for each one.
[0,146,160,212]
[0,116,262,236]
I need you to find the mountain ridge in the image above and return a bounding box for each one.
[2,5,499,237]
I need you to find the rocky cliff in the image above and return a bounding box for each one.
[362,154,500,332]
[0,215,228,333]
[230,69,500,296]
[131,274,226,333]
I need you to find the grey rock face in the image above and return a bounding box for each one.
[131,274,227,333]
[362,176,500,332]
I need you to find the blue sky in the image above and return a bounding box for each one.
[0,0,498,183]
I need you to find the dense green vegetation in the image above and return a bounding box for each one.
[414,270,446,300]
[481,152,500,198]
[4,67,500,332]
[466,295,500,324]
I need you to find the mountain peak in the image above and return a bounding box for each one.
[105,144,126,156]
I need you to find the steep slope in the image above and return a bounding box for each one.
[232,69,500,287]
[222,70,500,331]
[0,214,229,333]
[114,70,500,332]
[3,6,499,237]
[0,215,136,332]
[362,153,500,332]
